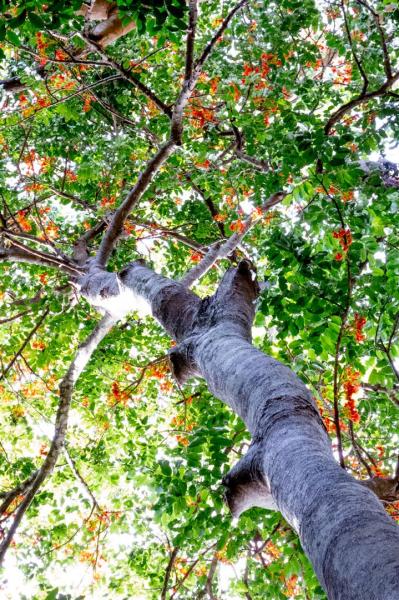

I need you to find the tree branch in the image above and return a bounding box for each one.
[161,546,179,600]
[324,71,399,135]
[0,239,82,276]
[180,191,285,288]
[0,308,49,382]
[185,0,198,81]
[0,314,114,564]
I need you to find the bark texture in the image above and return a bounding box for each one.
[80,260,399,600]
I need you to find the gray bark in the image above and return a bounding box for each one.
[79,260,399,600]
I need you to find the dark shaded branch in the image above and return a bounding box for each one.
[184,173,226,237]
[205,553,218,600]
[0,309,31,326]
[0,471,38,516]
[362,383,399,408]
[64,446,101,510]
[340,0,368,94]
[0,308,49,382]
[185,0,198,81]
[161,546,179,600]
[171,0,248,144]
[95,1,247,267]
[355,0,392,79]
[324,71,399,135]
[81,35,173,118]
[195,0,248,72]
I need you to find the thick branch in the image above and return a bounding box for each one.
[324,71,399,135]
[94,140,175,267]
[0,239,82,276]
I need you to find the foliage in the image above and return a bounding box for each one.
[0,0,399,597]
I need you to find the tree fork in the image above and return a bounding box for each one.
[79,258,399,599]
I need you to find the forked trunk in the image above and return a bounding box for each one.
[80,259,399,600]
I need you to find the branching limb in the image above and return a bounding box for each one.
[161,546,179,600]
[94,140,175,267]
[205,553,219,600]
[0,238,82,276]
[64,446,101,510]
[340,0,368,94]
[171,0,248,144]
[81,35,173,118]
[355,0,392,80]
[0,308,50,382]
[94,0,247,267]
[184,173,226,238]
[362,383,399,409]
[180,191,285,288]
[185,0,198,81]
[324,71,399,135]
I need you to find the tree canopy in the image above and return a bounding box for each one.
[0,0,399,598]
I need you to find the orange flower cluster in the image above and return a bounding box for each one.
[242,52,282,86]
[176,435,189,446]
[65,170,77,182]
[83,94,93,113]
[19,93,28,107]
[23,150,51,175]
[284,574,299,597]
[327,8,340,18]
[214,213,227,222]
[48,73,77,91]
[24,182,44,193]
[188,104,217,128]
[251,206,264,220]
[265,541,281,560]
[209,77,219,95]
[39,443,48,457]
[333,228,352,261]
[317,402,336,434]
[108,381,129,407]
[194,159,211,169]
[100,195,116,208]
[353,313,366,342]
[38,273,48,285]
[331,62,352,85]
[31,339,46,351]
[342,190,354,202]
[1,494,25,517]
[35,95,51,109]
[35,32,48,66]
[147,362,169,380]
[376,445,385,459]
[16,210,32,232]
[124,222,135,235]
[43,221,59,240]
[86,510,121,534]
[305,58,323,70]
[54,49,68,61]
[229,82,241,102]
[160,380,173,393]
[189,250,203,263]
[343,367,361,423]
[230,219,246,234]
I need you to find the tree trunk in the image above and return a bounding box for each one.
[80,259,399,600]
